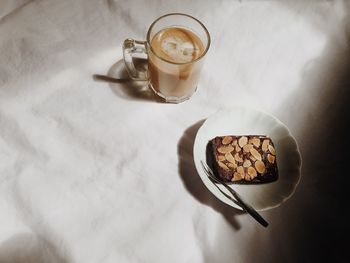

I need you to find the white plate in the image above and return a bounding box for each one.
[193,107,302,211]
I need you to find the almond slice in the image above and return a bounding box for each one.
[222,136,233,145]
[235,144,242,152]
[234,153,243,162]
[255,160,266,174]
[251,138,261,147]
[217,155,225,162]
[237,166,245,177]
[245,174,252,181]
[247,167,257,178]
[262,139,269,152]
[268,145,276,155]
[243,144,253,153]
[267,154,275,163]
[250,148,262,161]
[238,136,248,147]
[243,160,252,167]
[227,162,237,169]
[225,152,236,164]
[217,145,234,154]
[232,172,242,181]
[250,155,256,162]
[218,161,229,170]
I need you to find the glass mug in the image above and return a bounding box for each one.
[123,13,210,103]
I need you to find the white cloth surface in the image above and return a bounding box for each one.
[0,0,349,262]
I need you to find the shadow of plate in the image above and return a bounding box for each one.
[177,120,245,231]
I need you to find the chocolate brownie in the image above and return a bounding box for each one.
[209,135,278,184]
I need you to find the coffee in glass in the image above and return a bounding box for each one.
[123,13,210,103]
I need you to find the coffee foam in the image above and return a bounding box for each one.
[151,27,204,63]
[161,36,197,63]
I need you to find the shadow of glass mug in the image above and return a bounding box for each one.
[122,13,210,103]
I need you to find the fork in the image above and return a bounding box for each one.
[201,161,268,227]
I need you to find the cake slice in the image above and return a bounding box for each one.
[209,135,278,184]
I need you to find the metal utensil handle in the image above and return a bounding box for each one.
[201,161,268,227]
[229,187,268,227]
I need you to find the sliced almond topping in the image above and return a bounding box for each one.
[251,138,260,147]
[268,145,276,155]
[217,155,225,162]
[222,136,233,145]
[235,144,242,152]
[218,161,229,170]
[255,160,266,174]
[267,154,275,164]
[237,166,245,176]
[262,139,269,152]
[247,167,257,178]
[243,144,253,153]
[238,136,248,147]
[250,155,256,162]
[250,148,262,161]
[245,174,252,181]
[225,152,236,164]
[232,140,237,146]
[227,162,237,169]
[234,153,243,162]
[243,160,252,167]
[232,172,242,181]
[217,145,234,154]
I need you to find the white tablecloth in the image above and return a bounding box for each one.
[1,0,349,262]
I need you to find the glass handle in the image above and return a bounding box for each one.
[122,38,148,80]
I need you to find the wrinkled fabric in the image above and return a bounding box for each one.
[0,0,349,262]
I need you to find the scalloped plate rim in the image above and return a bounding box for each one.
[193,106,302,211]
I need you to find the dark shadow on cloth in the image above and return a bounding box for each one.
[0,233,69,263]
[278,34,350,262]
[244,2,350,262]
[178,120,245,231]
[93,58,163,103]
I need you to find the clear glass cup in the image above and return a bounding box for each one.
[123,13,210,103]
